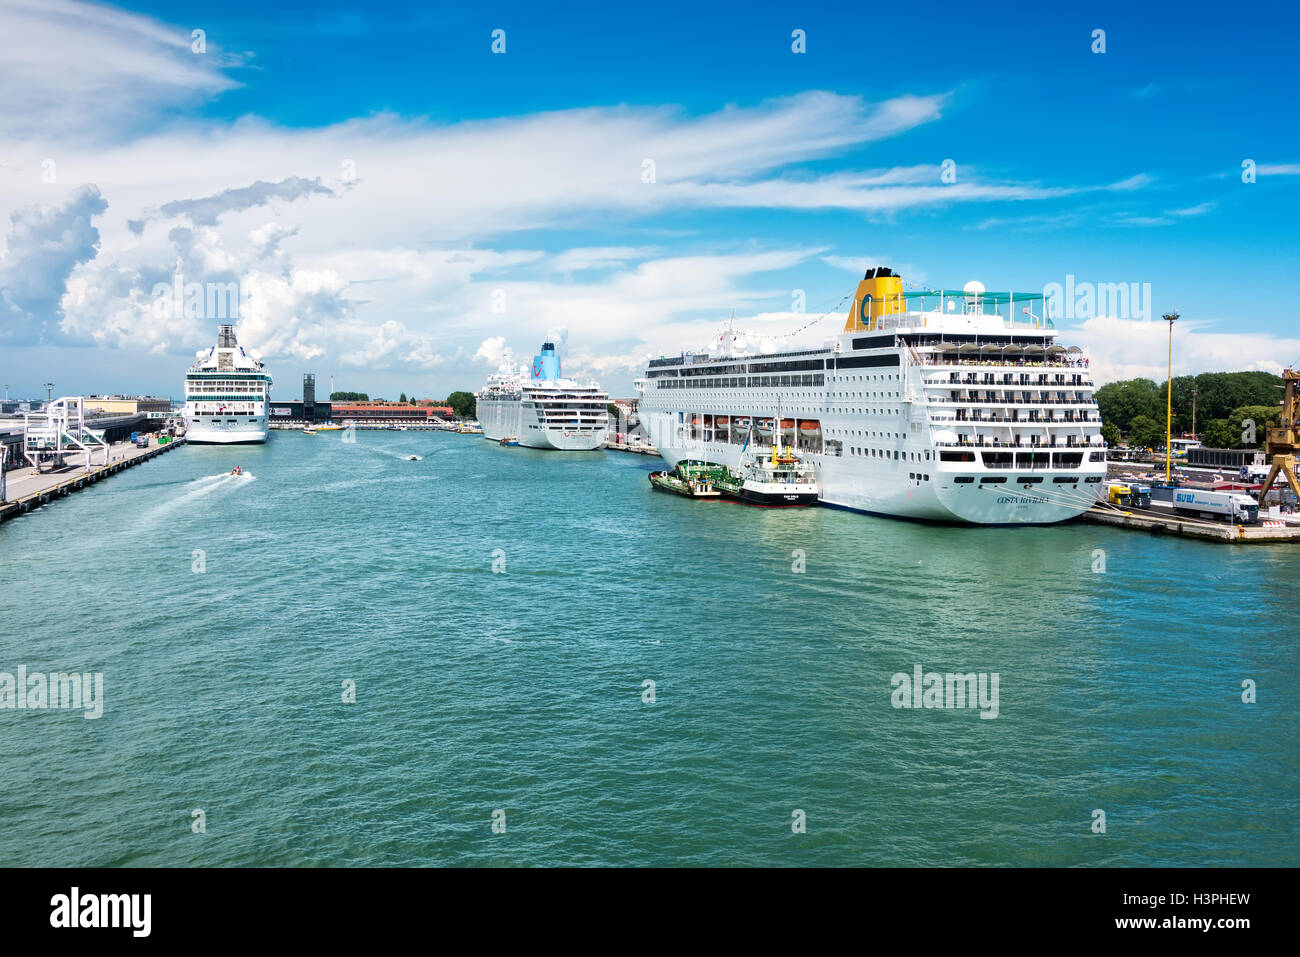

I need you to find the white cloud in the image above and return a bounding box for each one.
[0,1,1181,394]
[0,0,240,141]
[0,184,107,343]
[1067,315,1300,384]
[474,336,508,365]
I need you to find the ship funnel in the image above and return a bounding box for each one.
[843,266,905,333]
[531,341,561,380]
[217,324,238,348]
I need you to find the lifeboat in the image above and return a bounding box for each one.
[691,416,702,426]
[757,418,774,433]
[780,419,795,431]
[715,416,730,428]
[734,417,752,430]
[799,420,822,433]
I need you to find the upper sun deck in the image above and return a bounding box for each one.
[187,325,267,374]
[848,286,1055,337]
[523,378,606,393]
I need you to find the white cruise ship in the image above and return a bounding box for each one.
[183,325,273,444]
[637,267,1108,525]
[476,342,609,450]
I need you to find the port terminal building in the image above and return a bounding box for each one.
[1186,447,1266,470]
[330,402,455,424]
[83,395,173,415]
[266,375,454,425]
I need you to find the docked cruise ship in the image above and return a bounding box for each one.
[637,268,1108,524]
[183,325,273,444]
[476,342,610,450]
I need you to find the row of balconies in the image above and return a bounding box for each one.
[943,410,1096,424]
[928,394,1094,406]
[936,436,1102,448]
[932,374,1089,387]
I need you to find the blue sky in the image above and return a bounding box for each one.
[1,0,1298,401]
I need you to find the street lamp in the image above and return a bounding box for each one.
[1191,388,1198,440]
[1163,312,1179,483]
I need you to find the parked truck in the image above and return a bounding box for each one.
[1170,488,1259,524]
[1105,483,1133,507]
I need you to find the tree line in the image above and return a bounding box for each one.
[1094,371,1282,449]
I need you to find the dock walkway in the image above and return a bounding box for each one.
[1077,504,1300,543]
[0,437,185,525]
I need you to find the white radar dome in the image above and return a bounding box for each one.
[963,280,986,295]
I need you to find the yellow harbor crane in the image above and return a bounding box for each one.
[1259,368,1300,504]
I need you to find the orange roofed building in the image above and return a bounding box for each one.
[332,402,454,424]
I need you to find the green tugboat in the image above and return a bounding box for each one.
[648,460,730,499]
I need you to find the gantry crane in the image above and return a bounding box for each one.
[1259,368,1300,505]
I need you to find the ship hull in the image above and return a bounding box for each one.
[184,415,269,444]
[729,487,819,507]
[478,397,605,451]
[651,432,1102,525]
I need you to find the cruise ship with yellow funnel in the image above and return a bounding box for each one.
[636,266,1108,524]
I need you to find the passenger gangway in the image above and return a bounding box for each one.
[23,396,111,471]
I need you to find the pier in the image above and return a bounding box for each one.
[602,439,660,456]
[0,436,185,525]
[1077,504,1300,543]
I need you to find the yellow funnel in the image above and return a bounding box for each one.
[843,267,905,333]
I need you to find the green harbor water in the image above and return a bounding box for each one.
[0,431,1296,866]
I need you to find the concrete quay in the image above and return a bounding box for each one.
[0,436,185,525]
[1076,504,1300,543]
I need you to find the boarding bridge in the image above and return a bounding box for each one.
[23,397,111,471]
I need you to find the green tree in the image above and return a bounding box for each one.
[330,391,368,401]
[1094,371,1282,440]
[1101,422,1121,447]
[399,392,407,403]
[446,390,477,418]
[1202,418,1236,448]
[1228,405,1280,447]
[1127,414,1165,450]
[1095,378,1162,433]
[1168,375,1198,435]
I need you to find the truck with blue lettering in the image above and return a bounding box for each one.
[1171,488,1259,524]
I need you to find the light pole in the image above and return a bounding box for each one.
[1191,388,1198,440]
[44,382,54,407]
[1163,312,1179,483]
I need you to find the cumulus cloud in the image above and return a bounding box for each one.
[1067,315,1300,384]
[0,1,1188,394]
[475,336,508,364]
[0,184,107,343]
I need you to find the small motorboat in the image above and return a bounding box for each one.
[499,435,519,447]
[302,426,317,435]
[231,466,243,476]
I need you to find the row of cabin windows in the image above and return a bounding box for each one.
[952,475,1104,485]
[659,374,825,389]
